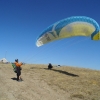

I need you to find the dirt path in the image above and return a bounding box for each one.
[0,64,70,100]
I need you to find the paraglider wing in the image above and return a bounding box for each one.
[36,16,100,47]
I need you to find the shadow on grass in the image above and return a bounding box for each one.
[11,77,17,80]
[44,68,79,77]
[30,67,43,69]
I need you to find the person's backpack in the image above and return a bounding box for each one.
[12,63,17,73]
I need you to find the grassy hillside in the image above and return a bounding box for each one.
[0,63,100,100]
[23,64,100,100]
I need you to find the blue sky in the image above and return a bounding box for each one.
[0,0,100,70]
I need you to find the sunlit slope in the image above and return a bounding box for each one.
[0,63,100,100]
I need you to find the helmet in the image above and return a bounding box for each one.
[15,59,18,62]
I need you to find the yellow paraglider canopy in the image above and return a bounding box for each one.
[36,16,100,47]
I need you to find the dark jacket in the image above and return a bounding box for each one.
[48,63,53,69]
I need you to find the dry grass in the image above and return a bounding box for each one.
[23,64,100,100]
[0,63,100,100]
